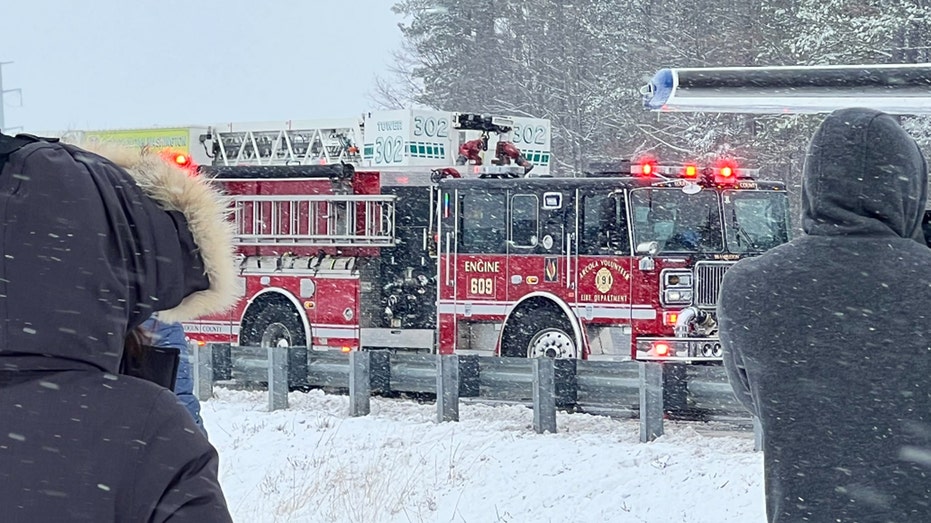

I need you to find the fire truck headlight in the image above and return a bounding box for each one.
[663,272,692,287]
[664,289,692,304]
[661,269,693,306]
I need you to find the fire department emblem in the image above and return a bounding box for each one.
[544,257,558,282]
[595,267,614,293]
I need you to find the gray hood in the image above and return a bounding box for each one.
[801,107,927,242]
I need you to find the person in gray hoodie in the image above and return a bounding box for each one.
[718,107,931,522]
[0,134,237,522]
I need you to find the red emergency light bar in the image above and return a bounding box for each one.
[631,160,750,180]
[586,159,759,182]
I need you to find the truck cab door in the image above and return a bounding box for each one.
[505,190,573,300]
[573,190,634,357]
[540,190,574,297]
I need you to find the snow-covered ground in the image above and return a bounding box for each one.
[204,388,763,522]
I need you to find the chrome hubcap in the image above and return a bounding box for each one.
[528,329,576,359]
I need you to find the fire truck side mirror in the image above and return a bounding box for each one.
[635,241,659,256]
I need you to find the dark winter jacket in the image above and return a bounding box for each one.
[718,108,931,523]
[142,315,207,435]
[0,137,237,522]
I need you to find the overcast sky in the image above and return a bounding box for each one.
[1,0,404,132]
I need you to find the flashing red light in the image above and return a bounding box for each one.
[173,153,190,167]
[720,165,734,178]
[160,150,196,171]
[641,162,654,176]
[683,165,698,178]
[654,342,671,357]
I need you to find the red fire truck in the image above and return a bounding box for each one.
[178,107,790,387]
[435,160,790,362]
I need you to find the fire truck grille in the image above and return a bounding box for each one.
[694,262,736,308]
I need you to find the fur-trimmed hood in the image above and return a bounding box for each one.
[88,143,238,323]
[0,136,236,373]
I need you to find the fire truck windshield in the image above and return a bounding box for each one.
[722,190,791,253]
[630,188,723,253]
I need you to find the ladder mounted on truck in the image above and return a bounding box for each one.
[200,163,396,248]
[231,194,396,248]
[202,118,363,167]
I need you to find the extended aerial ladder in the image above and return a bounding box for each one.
[641,63,931,115]
[202,118,364,166]
[199,110,552,172]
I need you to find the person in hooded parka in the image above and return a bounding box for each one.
[0,134,237,522]
[718,108,931,523]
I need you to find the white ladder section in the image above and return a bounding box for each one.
[232,194,396,247]
[211,120,363,166]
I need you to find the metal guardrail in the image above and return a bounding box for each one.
[194,343,761,446]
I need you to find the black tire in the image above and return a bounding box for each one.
[240,301,308,389]
[502,307,577,359]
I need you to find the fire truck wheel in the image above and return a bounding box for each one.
[242,305,309,390]
[523,309,578,359]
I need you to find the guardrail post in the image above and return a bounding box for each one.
[369,350,391,394]
[212,343,232,382]
[192,342,214,401]
[532,358,557,434]
[554,358,578,409]
[753,416,764,452]
[436,354,460,422]
[267,345,289,411]
[349,351,371,417]
[639,362,664,442]
[663,363,689,414]
[457,355,481,397]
